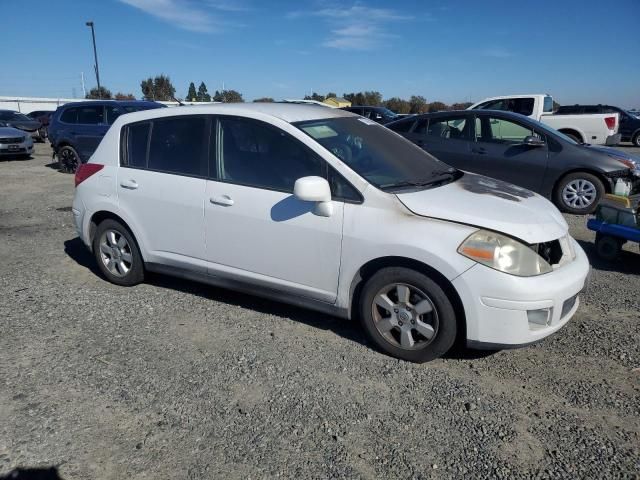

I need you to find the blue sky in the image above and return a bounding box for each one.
[1,0,639,107]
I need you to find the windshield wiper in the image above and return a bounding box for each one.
[379,169,459,190]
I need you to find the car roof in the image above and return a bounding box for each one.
[116,102,356,124]
[393,109,531,120]
[59,100,161,108]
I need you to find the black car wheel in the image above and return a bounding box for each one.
[632,132,640,147]
[359,267,457,363]
[554,172,604,215]
[595,234,622,261]
[58,145,80,173]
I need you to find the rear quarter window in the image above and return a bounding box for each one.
[122,122,151,168]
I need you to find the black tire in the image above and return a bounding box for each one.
[359,267,457,363]
[595,234,622,261]
[632,132,640,147]
[92,219,144,286]
[563,132,582,143]
[554,172,605,215]
[58,145,80,173]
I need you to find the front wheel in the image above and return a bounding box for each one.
[92,219,145,286]
[632,132,640,147]
[554,172,604,215]
[359,267,457,363]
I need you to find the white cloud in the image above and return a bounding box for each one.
[288,3,411,51]
[119,0,249,33]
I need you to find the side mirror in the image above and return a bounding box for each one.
[293,176,333,217]
[523,135,545,147]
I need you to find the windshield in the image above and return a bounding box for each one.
[378,108,397,119]
[0,111,31,121]
[294,117,457,190]
[530,119,580,144]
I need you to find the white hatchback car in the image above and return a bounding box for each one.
[72,103,590,362]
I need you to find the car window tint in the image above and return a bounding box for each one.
[125,122,150,168]
[414,119,428,134]
[388,119,414,133]
[478,117,534,144]
[427,116,471,140]
[106,106,121,125]
[60,108,78,124]
[148,117,208,176]
[583,106,600,114]
[77,106,104,124]
[328,167,361,202]
[478,98,534,116]
[219,117,324,193]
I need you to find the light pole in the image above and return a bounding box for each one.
[85,21,101,98]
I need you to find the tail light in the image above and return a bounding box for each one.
[604,116,616,130]
[75,163,104,187]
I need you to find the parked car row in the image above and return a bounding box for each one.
[0,109,47,143]
[48,100,165,172]
[387,109,639,214]
[468,94,622,146]
[72,103,593,363]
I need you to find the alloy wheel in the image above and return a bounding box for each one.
[99,229,133,278]
[60,148,79,172]
[371,283,439,350]
[562,179,597,209]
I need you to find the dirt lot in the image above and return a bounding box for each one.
[1,143,639,479]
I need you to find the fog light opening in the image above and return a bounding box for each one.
[527,308,552,328]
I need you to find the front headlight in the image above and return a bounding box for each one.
[458,229,552,277]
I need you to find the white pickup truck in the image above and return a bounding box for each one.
[468,94,621,146]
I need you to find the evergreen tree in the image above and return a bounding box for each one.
[197,82,211,102]
[187,82,197,101]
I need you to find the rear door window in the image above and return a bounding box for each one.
[77,106,105,124]
[60,108,78,124]
[387,119,415,133]
[426,116,472,140]
[106,106,122,125]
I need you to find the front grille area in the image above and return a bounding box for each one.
[0,136,25,144]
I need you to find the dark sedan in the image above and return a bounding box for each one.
[387,110,639,214]
[0,110,43,141]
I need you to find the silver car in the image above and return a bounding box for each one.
[0,127,34,158]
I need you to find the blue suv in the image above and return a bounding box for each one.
[49,100,165,172]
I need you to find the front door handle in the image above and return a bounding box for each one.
[472,147,487,155]
[120,179,138,190]
[210,195,234,207]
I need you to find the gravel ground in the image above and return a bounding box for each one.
[1,143,639,480]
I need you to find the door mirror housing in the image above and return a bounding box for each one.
[294,176,333,217]
[523,135,545,147]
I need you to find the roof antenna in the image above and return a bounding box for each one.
[171,95,184,106]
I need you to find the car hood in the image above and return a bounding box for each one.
[0,126,28,137]
[584,144,640,162]
[395,173,568,244]
[9,120,40,131]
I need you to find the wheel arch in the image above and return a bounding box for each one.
[557,128,584,143]
[89,210,143,257]
[552,168,613,196]
[348,256,467,344]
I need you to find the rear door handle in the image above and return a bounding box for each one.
[120,179,138,190]
[472,147,487,154]
[210,195,234,207]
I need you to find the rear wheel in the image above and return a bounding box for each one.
[632,132,640,147]
[554,172,604,215]
[58,145,80,173]
[562,132,582,143]
[595,234,622,261]
[92,219,144,286]
[359,267,457,363]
